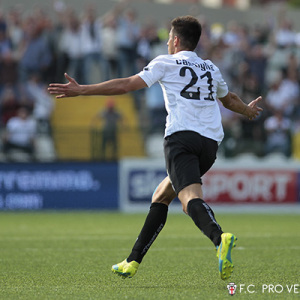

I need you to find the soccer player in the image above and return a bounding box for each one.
[48,15,263,280]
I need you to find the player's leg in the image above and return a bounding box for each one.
[112,176,176,278]
[178,175,237,281]
[178,183,223,247]
[164,131,223,245]
[165,131,237,280]
[178,182,237,281]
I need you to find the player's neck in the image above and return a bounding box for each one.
[174,48,193,54]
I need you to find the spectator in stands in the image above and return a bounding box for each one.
[2,106,37,161]
[81,5,103,84]
[116,7,140,77]
[265,70,298,117]
[265,18,295,85]
[51,3,70,83]
[238,70,265,156]
[0,27,14,93]
[222,20,242,48]
[0,50,18,93]
[101,14,118,80]
[6,6,23,53]
[0,9,7,33]
[136,22,160,71]
[92,98,122,161]
[250,23,270,46]
[245,44,268,94]
[59,13,84,83]
[0,86,19,128]
[0,27,11,58]
[26,74,55,135]
[264,109,292,157]
[274,19,296,48]
[18,15,52,82]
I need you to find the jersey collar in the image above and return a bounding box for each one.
[174,50,197,57]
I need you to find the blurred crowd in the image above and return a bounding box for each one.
[204,15,300,158]
[0,1,299,160]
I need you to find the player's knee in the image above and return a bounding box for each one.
[181,202,188,214]
[152,193,171,206]
[152,197,170,206]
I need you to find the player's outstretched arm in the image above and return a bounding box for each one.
[219,92,263,120]
[48,73,147,99]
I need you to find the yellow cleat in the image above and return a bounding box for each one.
[112,259,139,279]
[216,233,237,280]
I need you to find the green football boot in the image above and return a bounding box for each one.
[112,259,139,279]
[216,233,237,280]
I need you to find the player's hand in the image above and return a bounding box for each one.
[246,96,263,120]
[48,73,82,98]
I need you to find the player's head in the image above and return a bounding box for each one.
[168,15,202,54]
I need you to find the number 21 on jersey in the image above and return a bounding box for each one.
[179,66,214,101]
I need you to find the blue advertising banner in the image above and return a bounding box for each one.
[0,162,118,210]
[119,158,182,212]
[128,169,167,203]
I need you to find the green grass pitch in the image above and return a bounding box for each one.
[0,211,299,299]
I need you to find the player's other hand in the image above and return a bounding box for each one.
[48,73,82,98]
[246,96,263,120]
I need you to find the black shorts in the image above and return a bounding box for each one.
[164,131,218,195]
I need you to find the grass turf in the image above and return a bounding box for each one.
[0,211,299,299]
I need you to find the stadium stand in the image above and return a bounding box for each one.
[0,0,300,161]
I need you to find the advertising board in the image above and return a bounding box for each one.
[119,158,300,212]
[0,162,118,210]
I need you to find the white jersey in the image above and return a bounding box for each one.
[138,51,228,143]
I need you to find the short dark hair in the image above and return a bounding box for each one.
[171,16,202,51]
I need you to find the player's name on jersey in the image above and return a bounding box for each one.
[175,59,215,71]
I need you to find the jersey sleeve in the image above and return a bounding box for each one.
[137,56,166,88]
[213,64,229,98]
[217,79,229,98]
